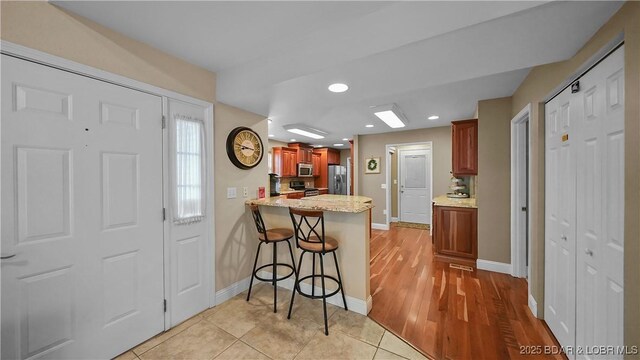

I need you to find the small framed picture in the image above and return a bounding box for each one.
[365,157,381,174]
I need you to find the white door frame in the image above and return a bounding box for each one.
[385,141,432,227]
[0,41,217,328]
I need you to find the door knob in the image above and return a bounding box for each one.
[585,249,594,256]
[560,235,567,241]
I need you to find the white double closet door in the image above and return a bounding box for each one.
[544,45,624,359]
[1,55,209,359]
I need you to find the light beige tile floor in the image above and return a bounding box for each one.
[115,284,428,360]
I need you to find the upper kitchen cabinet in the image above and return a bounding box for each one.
[272,147,297,177]
[327,148,340,165]
[312,152,321,177]
[451,119,478,176]
[288,142,313,164]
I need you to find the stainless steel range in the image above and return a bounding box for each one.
[303,188,320,197]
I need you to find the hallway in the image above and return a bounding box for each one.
[369,225,563,359]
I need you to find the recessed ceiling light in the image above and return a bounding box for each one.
[365,124,374,128]
[314,145,323,148]
[290,139,296,142]
[328,83,349,93]
[342,138,349,141]
[333,143,344,147]
[283,124,328,140]
[268,134,274,137]
[428,115,439,120]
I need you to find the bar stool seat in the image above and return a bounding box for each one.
[258,228,294,242]
[299,236,339,252]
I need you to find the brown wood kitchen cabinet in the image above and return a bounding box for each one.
[312,152,321,177]
[433,205,477,267]
[288,142,313,164]
[313,148,340,188]
[452,119,478,176]
[272,147,297,177]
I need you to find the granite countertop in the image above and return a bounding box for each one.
[246,194,373,213]
[433,194,477,208]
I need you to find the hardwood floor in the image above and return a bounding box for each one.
[369,224,564,360]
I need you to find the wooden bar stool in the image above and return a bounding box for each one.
[287,208,348,335]
[247,204,297,313]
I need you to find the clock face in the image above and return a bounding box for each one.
[226,127,264,169]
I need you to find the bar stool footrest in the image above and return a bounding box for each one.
[294,274,342,299]
[254,263,295,282]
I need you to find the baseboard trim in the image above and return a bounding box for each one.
[260,271,370,315]
[476,259,512,274]
[371,223,389,230]
[390,217,399,222]
[528,293,538,318]
[214,276,251,306]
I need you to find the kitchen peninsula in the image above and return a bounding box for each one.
[246,194,373,314]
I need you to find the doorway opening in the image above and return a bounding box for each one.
[385,142,433,227]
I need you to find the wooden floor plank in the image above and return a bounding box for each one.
[368,224,565,359]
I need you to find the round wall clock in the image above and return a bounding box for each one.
[226,126,264,169]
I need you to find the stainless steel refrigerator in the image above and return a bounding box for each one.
[328,165,347,195]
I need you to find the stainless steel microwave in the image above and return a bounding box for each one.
[297,163,313,177]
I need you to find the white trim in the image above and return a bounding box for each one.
[1,40,216,326]
[371,223,390,230]
[477,259,512,274]
[384,141,433,227]
[528,293,538,318]
[214,276,252,306]
[391,217,399,222]
[260,271,370,315]
[510,104,532,279]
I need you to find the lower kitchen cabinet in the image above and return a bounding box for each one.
[433,205,477,267]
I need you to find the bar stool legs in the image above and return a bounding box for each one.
[246,239,297,313]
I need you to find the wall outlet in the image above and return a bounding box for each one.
[243,187,248,197]
[383,209,387,215]
[393,179,397,185]
[381,184,387,189]
[227,187,237,199]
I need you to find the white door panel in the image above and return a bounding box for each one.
[2,55,164,359]
[166,99,210,326]
[546,45,624,360]
[399,149,431,224]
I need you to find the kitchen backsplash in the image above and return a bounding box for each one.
[280,177,315,190]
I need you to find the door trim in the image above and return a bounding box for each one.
[1,40,217,329]
[510,104,532,282]
[384,141,432,227]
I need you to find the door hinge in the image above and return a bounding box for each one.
[161,115,166,129]
[162,208,166,221]
[164,299,167,312]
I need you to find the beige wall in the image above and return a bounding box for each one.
[477,97,512,263]
[1,2,270,294]
[214,104,268,290]
[358,126,452,224]
[510,2,640,348]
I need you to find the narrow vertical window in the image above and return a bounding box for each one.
[174,115,205,224]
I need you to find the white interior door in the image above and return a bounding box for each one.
[399,149,431,224]
[166,98,211,326]
[575,46,624,359]
[544,84,577,351]
[1,55,164,359]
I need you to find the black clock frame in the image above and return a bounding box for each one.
[226,126,264,170]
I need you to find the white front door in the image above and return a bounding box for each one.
[544,83,577,351]
[166,99,211,326]
[575,46,624,359]
[399,149,431,224]
[1,55,164,359]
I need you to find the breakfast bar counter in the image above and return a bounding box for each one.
[245,195,372,314]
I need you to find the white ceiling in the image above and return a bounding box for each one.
[55,1,623,147]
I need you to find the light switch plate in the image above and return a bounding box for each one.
[227,187,237,199]
[381,184,387,189]
[383,209,387,215]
